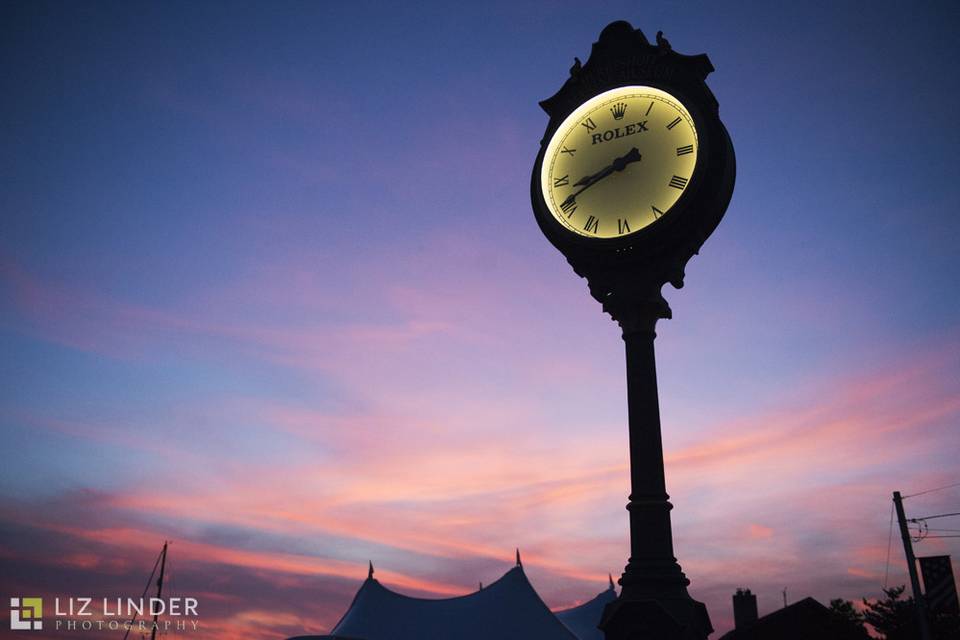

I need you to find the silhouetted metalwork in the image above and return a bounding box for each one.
[531,20,736,640]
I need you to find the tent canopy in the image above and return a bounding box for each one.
[287,564,615,640]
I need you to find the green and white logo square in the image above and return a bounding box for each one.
[10,598,42,631]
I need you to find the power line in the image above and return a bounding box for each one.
[884,502,895,589]
[903,481,960,499]
[910,512,960,521]
[909,527,960,536]
[909,520,960,541]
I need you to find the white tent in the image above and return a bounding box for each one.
[555,583,617,640]
[287,562,616,640]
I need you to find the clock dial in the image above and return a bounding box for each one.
[541,86,698,239]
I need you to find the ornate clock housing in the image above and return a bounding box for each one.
[531,21,735,324]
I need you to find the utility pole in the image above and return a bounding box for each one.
[893,491,932,640]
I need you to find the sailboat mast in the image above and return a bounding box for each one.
[150,541,168,640]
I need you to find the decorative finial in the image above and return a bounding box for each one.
[516,548,522,567]
[479,581,483,591]
[368,561,374,579]
[609,573,615,589]
[656,30,672,51]
[569,57,582,78]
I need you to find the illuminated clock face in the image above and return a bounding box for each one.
[541,85,699,239]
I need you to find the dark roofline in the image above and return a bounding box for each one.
[719,597,830,639]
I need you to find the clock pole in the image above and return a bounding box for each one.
[530,20,735,640]
[565,257,710,640]
[618,297,683,591]
[593,275,712,640]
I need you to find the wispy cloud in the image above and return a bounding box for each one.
[2,325,957,636]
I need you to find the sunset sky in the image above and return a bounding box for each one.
[2,1,959,638]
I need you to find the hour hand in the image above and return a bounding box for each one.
[573,174,595,188]
[572,147,641,189]
[573,165,613,189]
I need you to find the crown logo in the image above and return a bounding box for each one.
[610,102,628,120]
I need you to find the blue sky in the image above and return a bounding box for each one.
[2,1,959,637]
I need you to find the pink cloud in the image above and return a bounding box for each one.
[747,524,774,540]
[3,250,959,637]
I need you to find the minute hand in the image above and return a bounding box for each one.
[563,147,641,209]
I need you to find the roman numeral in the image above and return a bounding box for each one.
[645,101,654,116]
[581,117,597,132]
[666,116,682,130]
[668,175,688,190]
[617,218,631,235]
[583,215,599,234]
[676,144,694,156]
[553,174,569,187]
[560,196,577,217]
[652,206,664,219]
[560,146,576,156]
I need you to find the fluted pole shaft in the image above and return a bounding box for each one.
[619,324,688,596]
